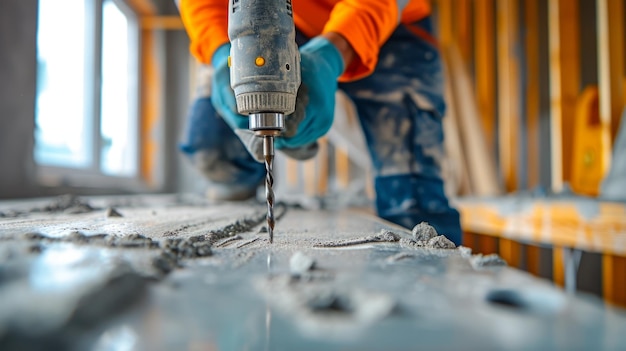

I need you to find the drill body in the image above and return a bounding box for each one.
[228,0,301,242]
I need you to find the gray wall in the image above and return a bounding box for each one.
[0,0,39,199]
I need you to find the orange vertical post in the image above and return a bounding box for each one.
[548,0,580,193]
[496,0,521,191]
[474,0,496,150]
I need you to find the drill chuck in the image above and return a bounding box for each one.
[249,113,285,134]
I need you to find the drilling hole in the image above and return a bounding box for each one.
[285,64,290,70]
[486,289,526,310]
[485,288,565,315]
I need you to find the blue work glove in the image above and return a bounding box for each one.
[276,36,345,149]
[210,43,248,131]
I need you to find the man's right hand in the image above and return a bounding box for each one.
[210,43,248,130]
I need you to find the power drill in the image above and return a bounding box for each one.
[228,0,301,243]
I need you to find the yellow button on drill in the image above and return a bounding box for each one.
[255,56,265,66]
[227,56,231,67]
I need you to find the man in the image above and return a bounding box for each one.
[178,0,462,245]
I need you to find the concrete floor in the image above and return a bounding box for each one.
[1,194,625,350]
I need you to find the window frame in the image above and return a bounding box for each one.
[35,0,147,192]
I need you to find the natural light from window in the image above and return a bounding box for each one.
[35,0,90,168]
[35,0,139,180]
[101,0,138,177]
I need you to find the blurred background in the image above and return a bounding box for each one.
[1,0,625,305]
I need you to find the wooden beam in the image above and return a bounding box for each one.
[139,30,159,185]
[437,0,454,47]
[140,16,185,30]
[455,0,472,64]
[603,254,626,307]
[496,0,521,191]
[286,158,299,187]
[335,148,350,189]
[525,0,541,189]
[304,159,317,196]
[548,0,580,193]
[480,236,498,255]
[126,0,157,16]
[317,138,329,195]
[499,238,522,268]
[474,0,496,150]
[526,244,541,276]
[553,246,565,287]
[597,0,624,159]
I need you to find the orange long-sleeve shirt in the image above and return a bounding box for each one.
[179,0,431,81]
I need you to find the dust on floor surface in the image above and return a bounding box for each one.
[1,194,625,351]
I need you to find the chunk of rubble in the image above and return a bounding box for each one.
[412,222,438,242]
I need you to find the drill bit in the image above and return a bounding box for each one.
[263,135,275,243]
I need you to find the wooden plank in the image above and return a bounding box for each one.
[304,159,317,196]
[447,46,501,196]
[526,244,541,276]
[455,0,472,64]
[437,0,454,46]
[316,138,329,195]
[126,0,156,16]
[597,0,625,156]
[525,0,541,189]
[499,238,522,268]
[335,148,350,189]
[480,235,498,255]
[553,246,565,287]
[139,30,159,186]
[286,158,299,187]
[474,0,496,150]
[603,254,626,307]
[442,49,472,196]
[462,232,476,251]
[548,0,580,193]
[496,0,521,191]
[140,16,185,30]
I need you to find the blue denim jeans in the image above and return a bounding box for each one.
[181,17,462,245]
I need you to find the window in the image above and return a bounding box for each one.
[35,0,141,187]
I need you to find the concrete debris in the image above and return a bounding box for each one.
[290,252,316,275]
[427,235,456,249]
[470,254,507,269]
[105,207,123,218]
[37,194,96,214]
[412,222,438,242]
[399,237,426,249]
[400,235,456,250]
[313,230,400,248]
[163,237,213,259]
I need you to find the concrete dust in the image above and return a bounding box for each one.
[215,235,243,247]
[313,230,400,248]
[256,273,396,339]
[0,195,97,218]
[235,236,261,248]
[105,207,123,218]
[470,254,507,268]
